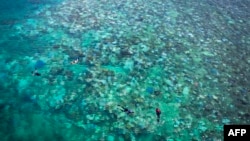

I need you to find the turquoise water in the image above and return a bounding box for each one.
[0,0,249,140]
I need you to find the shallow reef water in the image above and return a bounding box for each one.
[0,0,249,140]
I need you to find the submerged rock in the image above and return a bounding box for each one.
[50,67,64,75]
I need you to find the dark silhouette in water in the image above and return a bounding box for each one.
[31,69,41,76]
[156,108,161,122]
[118,105,134,115]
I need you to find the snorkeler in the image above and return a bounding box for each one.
[71,58,79,64]
[118,105,134,115]
[156,108,161,122]
[31,69,41,76]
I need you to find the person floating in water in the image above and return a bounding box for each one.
[71,58,79,64]
[156,108,161,122]
[31,69,41,76]
[118,105,134,115]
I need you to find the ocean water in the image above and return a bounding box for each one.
[0,0,249,140]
